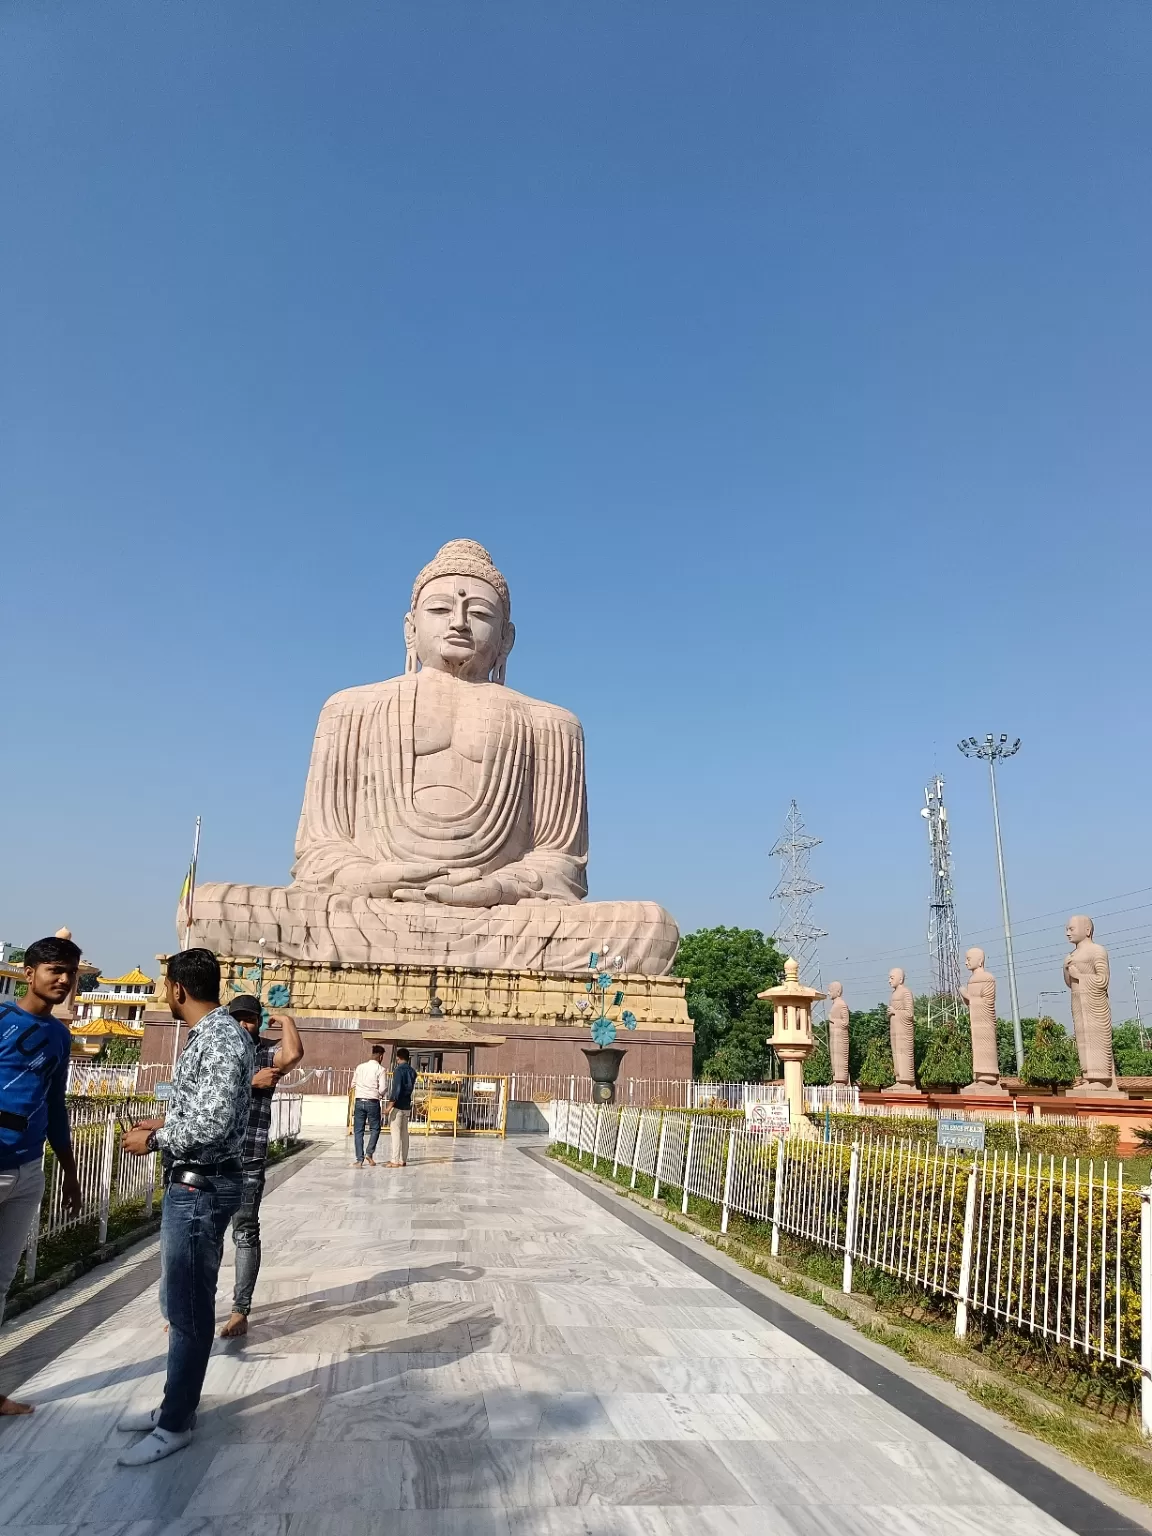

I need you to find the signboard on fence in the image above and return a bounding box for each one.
[937,1117,985,1151]
[746,1100,790,1136]
[153,1082,173,1102]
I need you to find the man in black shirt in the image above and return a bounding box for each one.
[219,995,303,1339]
[384,1047,417,1168]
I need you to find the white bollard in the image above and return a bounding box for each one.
[653,1119,669,1202]
[771,1136,786,1257]
[842,1140,862,1294]
[954,1165,980,1340]
[720,1128,736,1234]
[681,1119,697,1215]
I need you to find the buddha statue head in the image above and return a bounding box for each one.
[827,981,843,1000]
[1067,914,1094,945]
[965,946,985,972]
[888,967,905,990]
[404,540,516,685]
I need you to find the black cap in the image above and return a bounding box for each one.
[228,994,263,1021]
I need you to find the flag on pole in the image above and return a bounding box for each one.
[180,817,201,939]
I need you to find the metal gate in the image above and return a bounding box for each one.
[412,1073,508,1136]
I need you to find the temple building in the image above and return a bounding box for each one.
[74,966,155,1025]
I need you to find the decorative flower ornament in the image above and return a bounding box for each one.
[577,950,637,1048]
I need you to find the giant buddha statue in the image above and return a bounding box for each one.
[187,540,679,975]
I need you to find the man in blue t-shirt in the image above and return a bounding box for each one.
[1,935,83,1415]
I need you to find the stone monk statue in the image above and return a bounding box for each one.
[960,947,1005,1094]
[826,981,850,1086]
[884,967,917,1093]
[187,540,679,974]
[1063,915,1121,1094]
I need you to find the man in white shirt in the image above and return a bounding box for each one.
[350,1045,386,1167]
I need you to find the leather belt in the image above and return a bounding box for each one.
[167,1158,243,1190]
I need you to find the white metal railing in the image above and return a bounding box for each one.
[18,1093,303,1288]
[76,989,152,1001]
[268,1093,304,1144]
[549,1102,1150,1432]
[66,1062,141,1096]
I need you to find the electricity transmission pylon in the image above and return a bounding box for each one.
[920,774,964,1027]
[770,801,827,997]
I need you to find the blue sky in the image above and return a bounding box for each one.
[3,2,1150,1021]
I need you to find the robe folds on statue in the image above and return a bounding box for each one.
[189,676,679,975]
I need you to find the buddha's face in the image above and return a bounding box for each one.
[828,982,842,1000]
[889,968,904,989]
[1066,914,1092,945]
[409,574,512,681]
[965,947,984,973]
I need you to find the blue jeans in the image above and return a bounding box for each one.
[352,1099,381,1162]
[158,1172,243,1432]
[230,1162,266,1316]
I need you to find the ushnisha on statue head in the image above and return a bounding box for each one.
[403,539,516,685]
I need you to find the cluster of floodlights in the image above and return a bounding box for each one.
[957,733,1021,762]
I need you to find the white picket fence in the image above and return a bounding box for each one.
[19,1094,304,1287]
[510,1074,861,1112]
[551,1102,1152,1433]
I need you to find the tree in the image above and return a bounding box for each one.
[1111,1021,1152,1078]
[675,927,785,1079]
[858,1036,895,1090]
[847,1004,889,1081]
[918,1020,972,1090]
[1022,1016,1080,1088]
[100,1037,141,1066]
[686,990,730,1075]
[804,1039,832,1087]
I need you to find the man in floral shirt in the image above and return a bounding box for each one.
[118,949,254,1466]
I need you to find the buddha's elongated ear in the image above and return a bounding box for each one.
[491,620,515,685]
[403,611,418,674]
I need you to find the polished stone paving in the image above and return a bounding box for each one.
[0,1137,1081,1534]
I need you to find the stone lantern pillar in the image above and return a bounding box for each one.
[759,957,825,1137]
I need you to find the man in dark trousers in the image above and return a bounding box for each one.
[0,935,83,1415]
[219,995,303,1339]
[118,948,254,1465]
[384,1046,418,1168]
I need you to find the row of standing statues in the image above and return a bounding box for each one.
[826,915,1121,1097]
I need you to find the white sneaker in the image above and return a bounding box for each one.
[116,1427,193,1466]
[117,1405,195,1433]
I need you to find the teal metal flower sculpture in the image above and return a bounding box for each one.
[575,950,638,1047]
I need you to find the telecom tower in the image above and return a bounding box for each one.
[920,774,964,1025]
[770,801,827,995]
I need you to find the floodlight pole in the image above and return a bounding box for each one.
[986,753,1023,1074]
[958,734,1024,1075]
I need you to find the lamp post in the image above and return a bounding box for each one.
[958,734,1023,1075]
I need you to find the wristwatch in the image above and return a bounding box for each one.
[145,1129,159,1153]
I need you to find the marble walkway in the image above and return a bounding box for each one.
[0,1135,1102,1534]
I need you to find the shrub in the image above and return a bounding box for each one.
[1022,1016,1080,1088]
[918,1021,973,1090]
[805,1039,832,1087]
[858,1036,895,1090]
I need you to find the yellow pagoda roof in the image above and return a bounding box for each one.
[97,966,154,987]
[70,1018,144,1038]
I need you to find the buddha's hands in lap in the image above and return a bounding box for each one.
[412,865,544,907]
[336,861,450,899]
